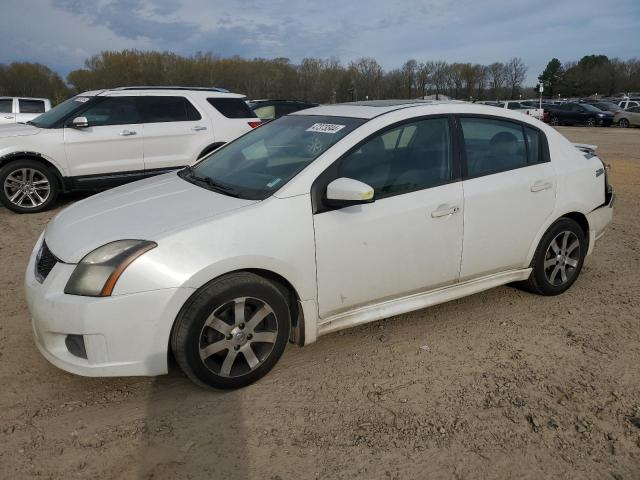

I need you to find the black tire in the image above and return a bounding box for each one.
[0,159,59,213]
[550,116,560,126]
[521,218,587,296]
[618,118,629,128]
[586,117,596,128]
[171,272,291,389]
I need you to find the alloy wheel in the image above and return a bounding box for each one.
[619,119,629,128]
[551,116,559,126]
[586,118,596,127]
[3,167,51,209]
[543,231,581,286]
[198,296,278,378]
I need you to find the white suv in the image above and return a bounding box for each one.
[25,101,613,389]
[0,96,51,125]
[0,87,260,213]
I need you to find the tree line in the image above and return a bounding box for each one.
[1,50,639,105]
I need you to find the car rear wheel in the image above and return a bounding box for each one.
[618,118,629,128]
[171,272,291,389]
[586,117,596,127]
[0,159,59,213]
[550,116,560,126]
[520,218,587,296]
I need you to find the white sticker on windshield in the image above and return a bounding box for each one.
[306,123,346,134]
[75,97,90,103]
[267,178,282,188]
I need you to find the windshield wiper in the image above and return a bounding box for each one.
[180,166,239,197]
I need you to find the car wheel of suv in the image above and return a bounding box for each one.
[521,218,587,296]
[550,116,560,126]
[586,117,596,127]
[0,159,59,213]
[171,272,291,389]
[618,118,629,128]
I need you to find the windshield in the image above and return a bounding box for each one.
[29,96,92,128]
[594,102,622,112]
[181,114,365,200]
[582,104,603,113]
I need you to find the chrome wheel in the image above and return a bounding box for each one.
[198,297,278,378]
[544,231,580,286]
[3,167,50,209]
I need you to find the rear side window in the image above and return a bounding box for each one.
[19,99,46,113]
[0,99,12,113]
[207,98,256,118]
[140,96,201,123]
[460,117,527,177]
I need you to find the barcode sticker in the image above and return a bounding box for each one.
[305,123,346,134]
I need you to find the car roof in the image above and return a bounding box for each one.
[293,100,466,119]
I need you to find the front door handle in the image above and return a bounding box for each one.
[431,205,460,218]
[4,116,14,119]
[119,130,137,136]
[191,126,207,131]
[531,181,552,192]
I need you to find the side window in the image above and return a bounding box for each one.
[338,117,452,198]
[0,99,12,113]
[18,99,46,113]
[253,105,275,120]
[141,96,202,123]
[524,126,541,164]
[460,117,527,177]
[80,97,141,127]
[507,102,521,110]
[207,98,255,118]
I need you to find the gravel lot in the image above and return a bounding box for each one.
[1,127,639,479]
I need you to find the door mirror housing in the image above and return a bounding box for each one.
[70,116,89,128]
[325,177,375,208]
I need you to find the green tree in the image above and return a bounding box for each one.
[538,58,563,97]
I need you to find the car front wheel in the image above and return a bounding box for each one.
[171,272,291,389]
[521,218,587,296]
[0,159,59,213]
[586,117,596,127]
[618,118,629,128]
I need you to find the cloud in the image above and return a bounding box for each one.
[1,0,639,84]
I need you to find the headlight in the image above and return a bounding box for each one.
[64,240,157,297]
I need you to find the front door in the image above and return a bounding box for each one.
[313,116,464,318]
[64,95,144,177]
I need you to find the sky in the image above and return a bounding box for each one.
[1,0,639,85]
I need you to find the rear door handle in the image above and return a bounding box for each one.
[431,205,460,218]
[191,126,207,131]
[119,130,137,136]
[530,181,552,192]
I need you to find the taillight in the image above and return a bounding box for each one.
[248,121,262,128]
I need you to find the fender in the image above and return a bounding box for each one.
[0,150,67,183]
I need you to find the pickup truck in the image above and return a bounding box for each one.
[547,102,614,127]
[0,97,51,125]
[499,101,545,121]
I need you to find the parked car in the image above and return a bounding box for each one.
[618,99,640,110]
[498,101,544,121]
[614,106,640,128]
[248,99,319,121]
[580,101,623,114]
[0,96,51,125]
[25,100,614,389]
[547,102,614,127]
[0,87,261,213]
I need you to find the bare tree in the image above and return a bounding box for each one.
[486,62,506,99]
[505,57,527,99]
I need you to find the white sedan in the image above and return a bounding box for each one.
[25,100,614,389]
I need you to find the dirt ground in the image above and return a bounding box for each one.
[1,126,639,480]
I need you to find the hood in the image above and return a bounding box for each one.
[0,123,41,138]
[45,173,258,262]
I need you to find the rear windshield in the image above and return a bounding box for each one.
[207,98,257,118]
[181,115,364,200]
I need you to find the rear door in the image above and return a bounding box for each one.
[458,116,556,280]
[64,95,144,177]
[140,95,206,172]
[0,98,15,124]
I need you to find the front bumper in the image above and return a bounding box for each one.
[597,117,613,126]
[25,241,194,377]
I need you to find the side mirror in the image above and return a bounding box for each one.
[325,177,374,208]
[70,116,89,128]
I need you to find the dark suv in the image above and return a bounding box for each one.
[547,102,614,127]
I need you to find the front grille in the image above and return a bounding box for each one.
[35,241,58,283]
